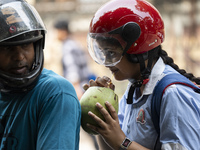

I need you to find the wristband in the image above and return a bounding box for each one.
[119,137,132,150]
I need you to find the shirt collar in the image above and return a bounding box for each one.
[143,57,166,95]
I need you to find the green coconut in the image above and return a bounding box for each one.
[80,86,118,135]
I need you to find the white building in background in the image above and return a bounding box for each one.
[26,0,35,5]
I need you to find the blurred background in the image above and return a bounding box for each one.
[27,0,200,97]
[27,0,200,149]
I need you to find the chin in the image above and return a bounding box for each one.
[116,78,127,81]
[113,74,126,81]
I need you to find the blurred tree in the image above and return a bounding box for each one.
[152,0,200,75]
[153,0,198,36]
[189,0,198,37]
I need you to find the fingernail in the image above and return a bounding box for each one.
[105,101,109,104]
[88,111,93,115]
[96,102,101,106]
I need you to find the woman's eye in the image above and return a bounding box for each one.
[107,51,116,56]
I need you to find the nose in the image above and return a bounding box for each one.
[11,46,25,61]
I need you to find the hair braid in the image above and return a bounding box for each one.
[158,46,200,85]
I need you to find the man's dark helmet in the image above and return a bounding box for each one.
[0,0,46,93]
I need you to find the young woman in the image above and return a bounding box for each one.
[83,0,200,149]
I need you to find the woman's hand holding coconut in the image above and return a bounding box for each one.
[81,76,126,150]
[83,76,115,91]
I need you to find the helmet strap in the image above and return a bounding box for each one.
[126,52,154,104]
[126,84,135,104]
[129,47,157,88]
[137,54,152,80]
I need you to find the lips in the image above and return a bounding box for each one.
[9,66,28,75]
[108,67,119,75]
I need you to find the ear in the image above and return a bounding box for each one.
[122,22,141,44]
[109,22,141,44]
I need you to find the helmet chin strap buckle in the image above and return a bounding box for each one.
[132,78,149,87]
[142,79,149,85]
[133,80,143,87]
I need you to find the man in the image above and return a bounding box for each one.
[0,0,81,149]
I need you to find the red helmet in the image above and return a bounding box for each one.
[88,0,165,55]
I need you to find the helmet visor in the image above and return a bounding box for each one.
[87,33,127,66]
[0,1,46,43]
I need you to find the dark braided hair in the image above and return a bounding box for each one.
[158,45,200,85]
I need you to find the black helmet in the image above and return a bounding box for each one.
[0,0,46,93]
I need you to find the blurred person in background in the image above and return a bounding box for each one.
[0,0,81,149]
[54,19,96,100]
[54,19,99,150]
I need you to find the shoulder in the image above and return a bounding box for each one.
[163,82,200,104]
[160,79,200,126]
[35,68,77,97]
[160,81,200,148]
